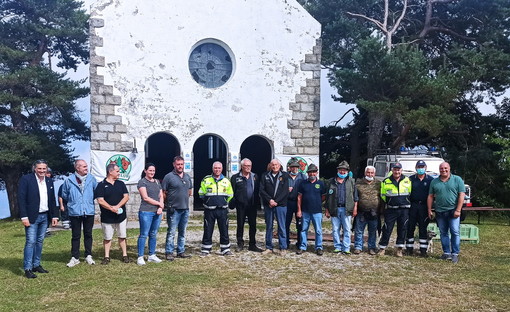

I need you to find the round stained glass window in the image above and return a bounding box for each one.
[188,42,233,88]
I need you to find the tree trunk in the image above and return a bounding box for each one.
[367,111,386,158]
[4,172,21,219]
[349,123,361,176]
[392,123,411,149]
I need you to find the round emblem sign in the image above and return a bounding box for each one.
[286,157,308,173]
[106,154,132,181]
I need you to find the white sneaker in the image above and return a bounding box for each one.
[66,257,80,267]
[137,256,146,266]
[85,255,96,265]
[147,254,162,263]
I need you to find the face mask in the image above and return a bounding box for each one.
[290,171,298,176]
[337,173,348,179]
[365,176,374,181]
[416,168,426,175]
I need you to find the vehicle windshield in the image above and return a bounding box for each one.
[399,160,443,178]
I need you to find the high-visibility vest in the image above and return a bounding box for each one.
[199,175,233,209]
[381,175,412,208]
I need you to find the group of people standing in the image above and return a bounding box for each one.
[17,156,465,278]
[17,156,194,278]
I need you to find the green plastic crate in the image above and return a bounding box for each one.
[427,223,479,244]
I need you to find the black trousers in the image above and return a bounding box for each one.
[285,199,302,247]
[406,202,429,250]
[201,208,230,254]
[379,208,409,249]
[236,203,258,246]
[70,215,95,258]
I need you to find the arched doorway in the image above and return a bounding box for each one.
[240,135,273,178]
[145,132,180,181]
[192,134,227,209]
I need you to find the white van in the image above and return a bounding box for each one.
[367,151,471,207]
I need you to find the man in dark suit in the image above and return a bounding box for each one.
[18,160,58,278]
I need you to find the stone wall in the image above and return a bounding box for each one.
[286,38,322,156]
[90,17,141,219]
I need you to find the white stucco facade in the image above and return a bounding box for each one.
[89,0,322,213]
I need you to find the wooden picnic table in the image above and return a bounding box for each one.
[463,207,510,225]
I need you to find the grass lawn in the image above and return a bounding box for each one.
[1,215,509,312]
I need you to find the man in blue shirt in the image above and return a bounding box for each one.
[296,164,326,256]
[406,160,434,257]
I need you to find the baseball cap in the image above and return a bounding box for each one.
[392,162,402,169]
[416,160,427,167]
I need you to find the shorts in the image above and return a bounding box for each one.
[101,219,127,240]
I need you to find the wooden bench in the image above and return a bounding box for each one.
[463,207,510,225]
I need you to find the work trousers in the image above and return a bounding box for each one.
[201,208,230,254]
[406,202,429,251]
[379,208,409,249]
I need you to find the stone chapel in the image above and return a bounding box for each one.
[88,0,321,213]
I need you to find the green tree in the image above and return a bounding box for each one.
[442,99,510,207]
[301,0,510,157]
[0,0,89,218]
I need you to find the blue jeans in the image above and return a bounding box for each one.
[436,210,461,255]
[299,212,323,251]
[24,213,48,270]
[354,214,378,250]
[331,207,352,252]
[264,206,287,250]
[137,211,162,257]
[166,209,189,254]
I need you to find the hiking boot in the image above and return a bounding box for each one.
[316,249,324,256]
[451,254,459,264]
[223,251,234,257]
[406,248,414,256]
[248,245,263,252]
[235,244,244,252]
[148,254,163,263]
[342,251,351,255]
[66,257,80,268]
[85,255,96,265]
[122,256,131,263]
[296,249,304,255]
[420,249,428,258]
[165,253,174,261]
[279,249,287,256]
[101,257,110,265]
[440,253,452,260]
[200,252,209,257]
[176,253,192,258]
[333,249,341,254]
[369,249,377,255]
[396,248,403,257]
[353,249,361,255]
[137,256,146,266]
[378,249,386,256]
